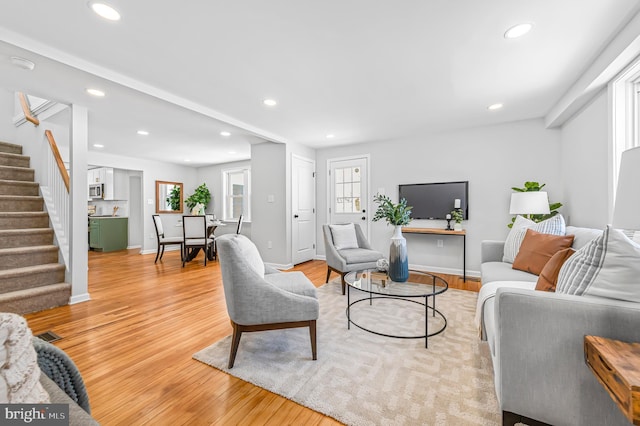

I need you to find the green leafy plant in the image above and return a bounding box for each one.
[508,181,563,228]
[166,185,181,211]
[184,183,212,211]
[372,194,412,226]
[450,208,463,224]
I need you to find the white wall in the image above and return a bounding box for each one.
[559,89,611,228]
[316,118,563,276]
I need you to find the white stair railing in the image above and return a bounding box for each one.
[40,130,70,270]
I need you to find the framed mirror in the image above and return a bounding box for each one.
[156,180,183,214]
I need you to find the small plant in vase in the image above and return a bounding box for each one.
[450,208,463,231]
[373,194,412,283]
[184,183,212,215]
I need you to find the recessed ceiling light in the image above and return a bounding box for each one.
[220,131,231,137]
[228,151,237,155]
[93,143,104,148]
[263,99,277,107]
[86,88,105,97]
[487,103,503,111]
[137,130,149,136]
[10,56,35,71]
[326,134,335,139]
[504,23,533,39]
[184,159,191,162]
[89,2,121,21]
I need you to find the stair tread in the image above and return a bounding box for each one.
[0,179,38,186]
[0,228,53,234]
[0,245,58,255]
[0,282,71,297]
[0,212,48,217]
[0,263,64,277]
[0,152,29,159]
[0,195,43,200]
[0,164,34,172]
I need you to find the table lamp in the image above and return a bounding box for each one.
[612,146,640,232]
[509,192,550,217]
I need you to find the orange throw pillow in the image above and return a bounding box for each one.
[536,247,576,292]
[512,229,575,276]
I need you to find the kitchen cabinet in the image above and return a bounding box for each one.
[87,167,127,200]
[89,217,128,252]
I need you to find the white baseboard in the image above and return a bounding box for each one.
[265,262,294,270]
[70,293,91,304]
[139,246,182,256]
[314,255,326,261]
[408,263,480,278]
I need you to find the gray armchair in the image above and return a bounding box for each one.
[322,223,384,294]
[216,234,319,368]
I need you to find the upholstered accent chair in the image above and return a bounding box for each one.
[216,233,319,368]
[152,214,184,263]
[322,223,385,294]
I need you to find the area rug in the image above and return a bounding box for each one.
[193,280,500,425]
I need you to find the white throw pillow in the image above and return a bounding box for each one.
[330,223,359,250]
[503,214,566,263]
[556,226,640,302]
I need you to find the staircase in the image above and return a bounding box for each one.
[0,140,71,314]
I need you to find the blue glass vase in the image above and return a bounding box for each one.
[388,226,409,282]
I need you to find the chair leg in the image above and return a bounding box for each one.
[159,245,166,261]
[228,322,243,369]
[154,245,161,263]
[309,320,317,360]
[203,245,207,266]
[182,246,187,267]
[341,273,346,295]
[325,267,331,283]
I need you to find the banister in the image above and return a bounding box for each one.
[17,92,40,126]
[45,130,69,192]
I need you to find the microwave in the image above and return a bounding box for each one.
[89,184,103,198]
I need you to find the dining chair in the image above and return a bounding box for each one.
[236,214,244,234]
[182,215,214,267]
[152,215,184,263]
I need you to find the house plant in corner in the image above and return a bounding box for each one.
[373,194,412,282]
[184,183,212,215]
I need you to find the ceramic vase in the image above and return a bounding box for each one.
[388,225,409,282]
[454,222,462,231]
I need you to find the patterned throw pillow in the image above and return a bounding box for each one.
[503,214,566,263]
[556,226,640,302]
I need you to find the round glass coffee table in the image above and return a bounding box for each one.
[344,269,448,348]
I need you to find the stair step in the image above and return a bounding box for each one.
[0,282,71,315]
[0,195,43,212]
[0,212,49,230]
[0,263,65,293]
[0,179,39,196]
[0,228,54,249]
[0,165,34,182]
[0,245,58,270]
[0,152,30,168]
[0,142,22,155]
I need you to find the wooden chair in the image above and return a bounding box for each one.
[152,215,183,263]
[182,215,214,267]
[236,214,244,234]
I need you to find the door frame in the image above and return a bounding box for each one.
[292,154,317,264]
[326,154,371,241]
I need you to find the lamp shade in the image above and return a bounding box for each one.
[509,192,550,215]
[612,146,640,230]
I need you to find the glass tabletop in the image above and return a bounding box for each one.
[344,269,448,297]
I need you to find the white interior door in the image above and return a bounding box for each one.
[292,155,316,265]
[328,156,369,237]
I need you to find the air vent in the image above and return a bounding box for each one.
[35,331,62,343]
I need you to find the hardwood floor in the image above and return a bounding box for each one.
[25,248,479,425]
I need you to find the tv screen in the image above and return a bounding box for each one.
[399,181,469,220]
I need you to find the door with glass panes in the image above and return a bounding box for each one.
[328,156,369,237]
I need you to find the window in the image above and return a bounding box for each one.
[334,166,361,213]
[222,167,250,221]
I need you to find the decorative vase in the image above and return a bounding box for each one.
[388,226,409,282]
[454,222,462,231]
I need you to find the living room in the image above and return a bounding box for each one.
[1,2,640,425]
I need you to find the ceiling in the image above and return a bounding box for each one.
[1,1,639,167]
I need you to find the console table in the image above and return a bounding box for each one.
[402,227,466,281]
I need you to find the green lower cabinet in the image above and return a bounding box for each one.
[89,217,128,252]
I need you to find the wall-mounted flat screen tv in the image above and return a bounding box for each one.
[398,181,469,220]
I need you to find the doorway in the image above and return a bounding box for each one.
[327,155,370,237]
[292,155,316,264]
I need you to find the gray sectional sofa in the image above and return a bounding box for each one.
[477,225,640,426]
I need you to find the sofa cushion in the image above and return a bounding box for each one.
[330,223,359,250]
[503,214,566,263]
[339,248,384,264]
[565,225,603,250]
[512,229,574,275]
[535,248,575,292]
[481,261,538,285]
[556,226,640,302]
[264,271,317,298]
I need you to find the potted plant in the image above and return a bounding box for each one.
[373,194,412,282]
[508,181,563,228]
[184,183,212,215]
[450,208,463,231]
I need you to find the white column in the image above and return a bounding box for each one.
[69,104,90,303]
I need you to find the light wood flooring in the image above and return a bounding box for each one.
[25,248,480,425]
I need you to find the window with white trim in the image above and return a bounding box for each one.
[222,167,251,221]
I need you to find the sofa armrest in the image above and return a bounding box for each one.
[495,288,640,426]
[481,240,505,263]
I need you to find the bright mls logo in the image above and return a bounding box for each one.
[0,404,68,425]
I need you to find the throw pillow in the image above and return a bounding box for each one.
[330,223,359,250]
[535,247,576,292]
[556,226,640,302]
[503,214,566,263]
[512,229,575,275]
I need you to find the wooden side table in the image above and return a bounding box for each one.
[584,335,640,425]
